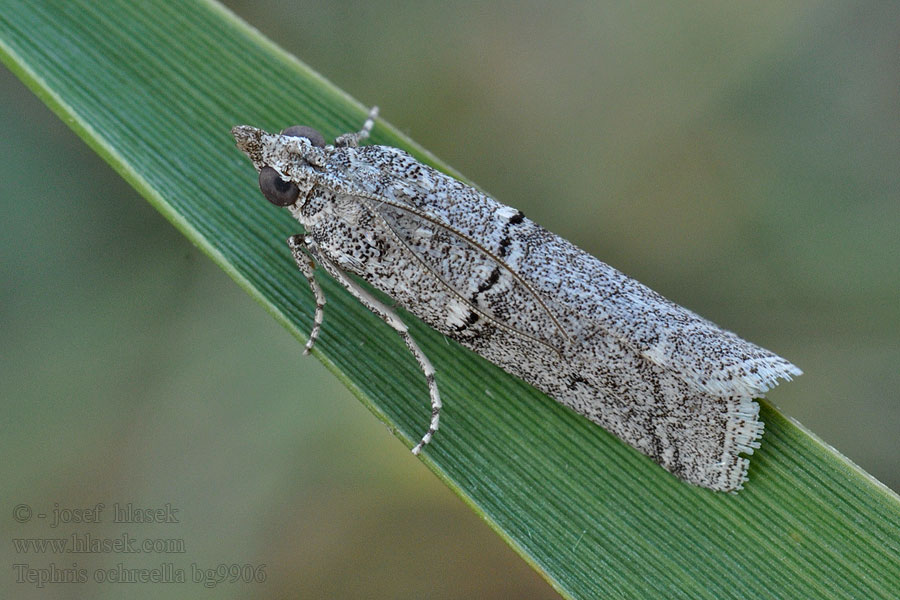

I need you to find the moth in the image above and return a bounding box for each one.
[231,107,801,492]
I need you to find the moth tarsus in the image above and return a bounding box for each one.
[232,108,801,492]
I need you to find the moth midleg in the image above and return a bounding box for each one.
[301,236,442,455]
[334,106,379,148]
[287,235,326,355]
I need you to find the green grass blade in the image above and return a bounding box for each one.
[2,1,898,598]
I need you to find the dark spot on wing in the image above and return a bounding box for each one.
[454,310,480,331]
[476,267,501,294]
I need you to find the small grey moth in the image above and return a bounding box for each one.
[232,107,801,492]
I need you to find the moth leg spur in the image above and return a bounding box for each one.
[298,235,441,455]
[287,235,326,355]
[334,106,378,148]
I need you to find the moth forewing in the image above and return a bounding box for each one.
[231,109,800,492]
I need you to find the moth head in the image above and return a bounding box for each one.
[231,124,328,207]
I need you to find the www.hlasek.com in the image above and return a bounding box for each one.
[14,532,184,554]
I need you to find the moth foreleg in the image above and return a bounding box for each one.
[287,235,327,355]
[334,106,379,148]
[300,236,441,455]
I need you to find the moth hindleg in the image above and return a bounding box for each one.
[300,236,441,455]
[287,235,327,355]
[334,106,379,148]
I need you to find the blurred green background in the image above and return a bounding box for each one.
[2,1,897,598]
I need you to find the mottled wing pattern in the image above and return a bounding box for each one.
[324,145,572,350]
[343,145,801,399]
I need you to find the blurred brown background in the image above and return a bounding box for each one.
[2,1,897,598]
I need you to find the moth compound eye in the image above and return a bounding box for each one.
[258,166,300,206]
[281,125,326,148]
